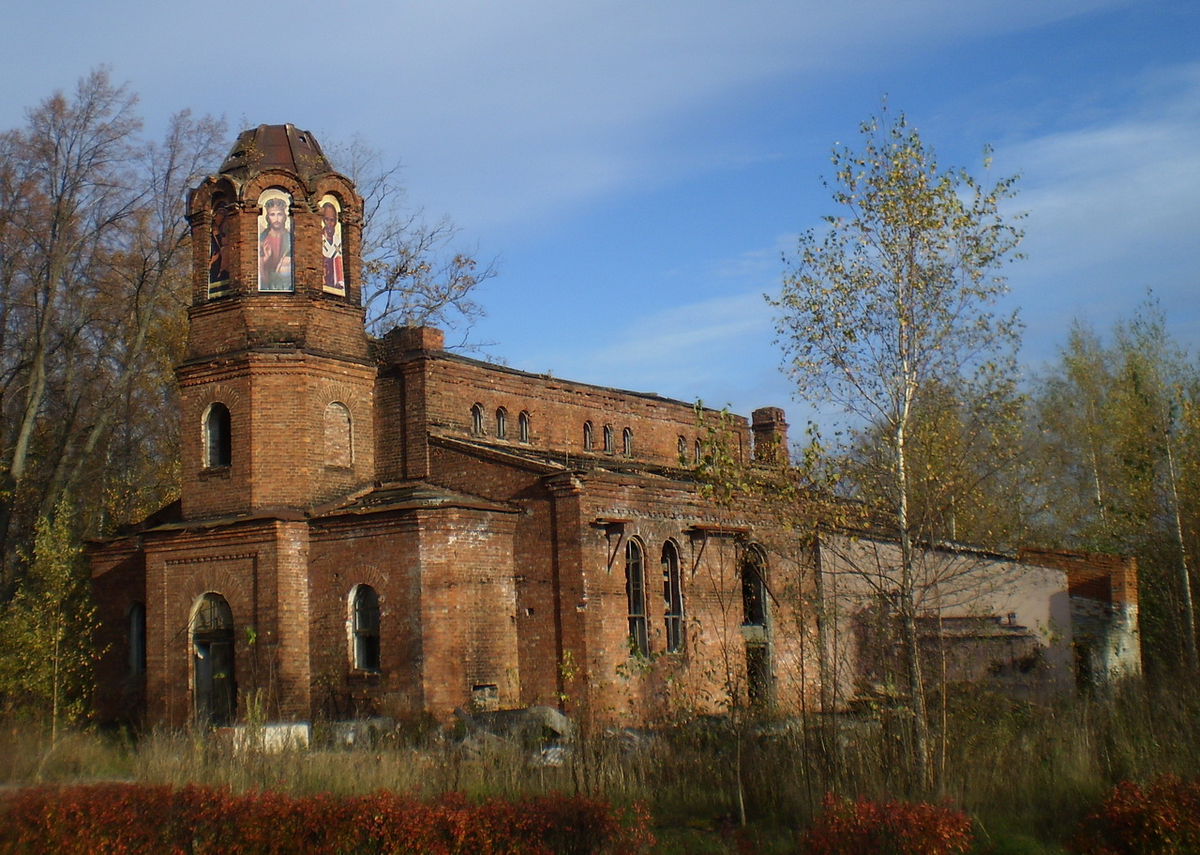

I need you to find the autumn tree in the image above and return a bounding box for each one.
[0,69,226,601]
[1030,302,1200,674]
[769,107,1024,790]
[0,500,95,736]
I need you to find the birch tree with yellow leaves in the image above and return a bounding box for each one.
[770,106,1024,791]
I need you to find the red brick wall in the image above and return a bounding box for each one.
[426,437,818,721]
[140,521,315,727]
[1019,547,1139,608]
[306,506,522,723]
[308,514,425,719]
[90,541,147,725]
[416,508,520,717]
[381,344,752,474]
[178,354,376,519]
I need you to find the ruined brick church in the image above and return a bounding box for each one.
[90,125,1140,729]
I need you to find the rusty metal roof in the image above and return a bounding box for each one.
[218,124,333,183]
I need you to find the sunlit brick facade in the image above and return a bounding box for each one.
[90,125,1138,730]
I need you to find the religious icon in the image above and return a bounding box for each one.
[208,201,231,293]
[319,194,345,294]
[257,189,293,292]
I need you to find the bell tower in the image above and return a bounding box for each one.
[179,125,376,519]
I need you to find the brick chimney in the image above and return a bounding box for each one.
[751,407,789,462]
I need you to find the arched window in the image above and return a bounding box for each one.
[519,411,531,443]
[471,403,485,436]
[324,402,352,467]
[496,407,507,439]
[191,593,235,726]
[625,540,648,656]
[603,425,614,454]
[742,547,767,627]
[622,427,633,457]
[351,584,381,671]
[204,403,231,468]
[694,438,702,465]
[662,542,683,653]
[677,436,686,461]
[128,602,146,678]
[583,421,594,451]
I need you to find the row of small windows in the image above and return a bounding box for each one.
[624,540,766,658]
[471,404,531,443]
[583,422,635,456]
[202,401,354,469]
[467,405,703,464]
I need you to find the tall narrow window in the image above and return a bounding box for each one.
[603,425,614,454]
[625,540,648,656]
[204,403,231,468]
[583,421,594,451]
[352,584,381,671]
[742,548,767,627]
[128,602,146,678]
[496,407,508,439]
[471,403,485,436]
[678,436,686,461]
[694,438,702,465]
[662,542,683,653]
[622,427,633,457]
[519,411,531,443]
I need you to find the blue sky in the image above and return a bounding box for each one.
[5,0,1198,431]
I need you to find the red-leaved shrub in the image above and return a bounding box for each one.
[1070,774,1200,855]
[0,784,653,854]
[798,793,974,855]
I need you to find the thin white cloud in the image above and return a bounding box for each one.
[545,289,775,400]
[1002,62,1200,361]
[337,0,1134,231]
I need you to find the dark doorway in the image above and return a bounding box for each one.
[192,593,236,726]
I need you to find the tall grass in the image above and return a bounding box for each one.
[1,679,1197,852]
